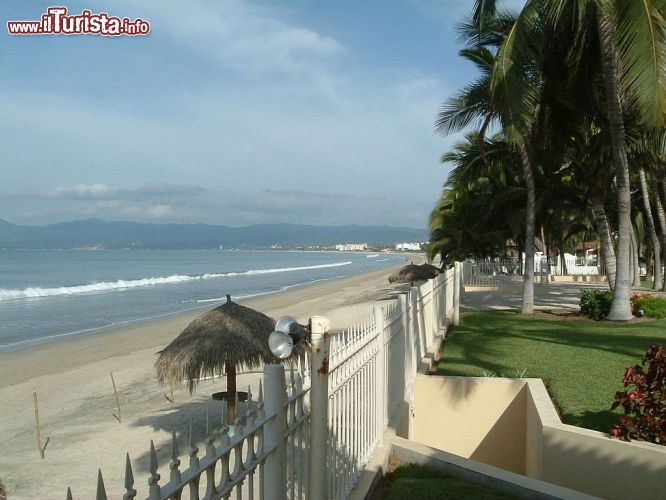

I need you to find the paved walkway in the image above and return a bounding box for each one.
[461,281,608,311]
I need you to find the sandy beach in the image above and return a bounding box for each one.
[0,254,422,499]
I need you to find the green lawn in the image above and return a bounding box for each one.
[384,463,515,499]
[435,309,666,432]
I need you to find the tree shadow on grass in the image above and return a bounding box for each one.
[563,409,620,433]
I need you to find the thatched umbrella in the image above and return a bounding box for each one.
[388,263,440,284]
[155,294,278,421]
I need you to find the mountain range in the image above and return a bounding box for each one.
[0,219,428,250]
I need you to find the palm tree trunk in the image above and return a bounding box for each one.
[630,225,642,287]
[639,168,662,289]
[541,225,549,278]
[590,195,616,290]
[598,12,633,320]
[655,175,666,291]
[519,142,535,314]
[559,247,567,275]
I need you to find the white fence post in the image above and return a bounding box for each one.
[373,306,387,428]
[454,262,461,326]
[264,364,287,500]
[410,287,421,360]
[431,277,440,333]
[404,291,417,441]
[309,316,331,500]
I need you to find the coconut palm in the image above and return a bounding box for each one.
[435,1,542,314]
[652,130,666,290]
[429,132,525,264]
[493,0,666,319]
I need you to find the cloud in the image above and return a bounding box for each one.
[45,183,205,202]
[3,182,433,227]
[96,0,344,76]
[3,182,208,223]
[0,1,456,229]
[49,183,118,199]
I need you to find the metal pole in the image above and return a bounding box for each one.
[308,316,330,500]
[263,364,287,500]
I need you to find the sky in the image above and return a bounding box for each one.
[0,0,525,229]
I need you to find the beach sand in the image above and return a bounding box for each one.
[0,254,422,499]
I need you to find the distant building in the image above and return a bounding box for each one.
[335,243,368,251]
[395,242,422,251]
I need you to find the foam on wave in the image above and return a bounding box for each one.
[0,261,353,301]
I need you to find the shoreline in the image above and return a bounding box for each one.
[0,260,415,389]
[0,253,424,499]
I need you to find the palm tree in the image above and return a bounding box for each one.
[436,1,541,314]
[429,132,525,263]
[652,130,666,290]
[492,0,666,320]
[636,165,663,289]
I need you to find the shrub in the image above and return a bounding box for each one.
[632,294,666,319]
[610,344,666,445]
[579,289,613,320]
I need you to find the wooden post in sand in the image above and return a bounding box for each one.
[33,389,44,459]
[164,382,174,403]
[111,372,122,423]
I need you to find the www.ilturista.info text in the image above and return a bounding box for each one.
[7,7,150,36]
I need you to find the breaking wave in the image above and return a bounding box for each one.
[0,261,353,301]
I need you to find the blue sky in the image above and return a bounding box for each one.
[1,1,524,228]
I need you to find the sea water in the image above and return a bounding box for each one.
[0,249,404,353]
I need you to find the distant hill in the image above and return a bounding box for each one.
[0,219,428,250]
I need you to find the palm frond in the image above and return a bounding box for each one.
[613,0,666,128]
[490,1,540,142]
[435,77,494,135]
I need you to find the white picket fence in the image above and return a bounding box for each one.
[70,266,459,500]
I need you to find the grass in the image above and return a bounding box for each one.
[435,309,666,432]
[382,463,516,499]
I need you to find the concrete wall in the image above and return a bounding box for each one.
[412,376,666,500]
[525,380,666,500]
[413,376,527,474]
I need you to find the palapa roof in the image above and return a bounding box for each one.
[155,295,279,392]
[388,263,440,284]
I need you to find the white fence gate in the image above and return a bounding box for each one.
[70,267,459,499]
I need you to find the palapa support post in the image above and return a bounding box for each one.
[309,316,331,500]
[110,372,122,423]
[225,360,237,423]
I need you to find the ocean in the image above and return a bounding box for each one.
[0,249,405,353]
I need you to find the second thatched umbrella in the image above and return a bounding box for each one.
[155,294,278,422]
[388,263,440,284]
